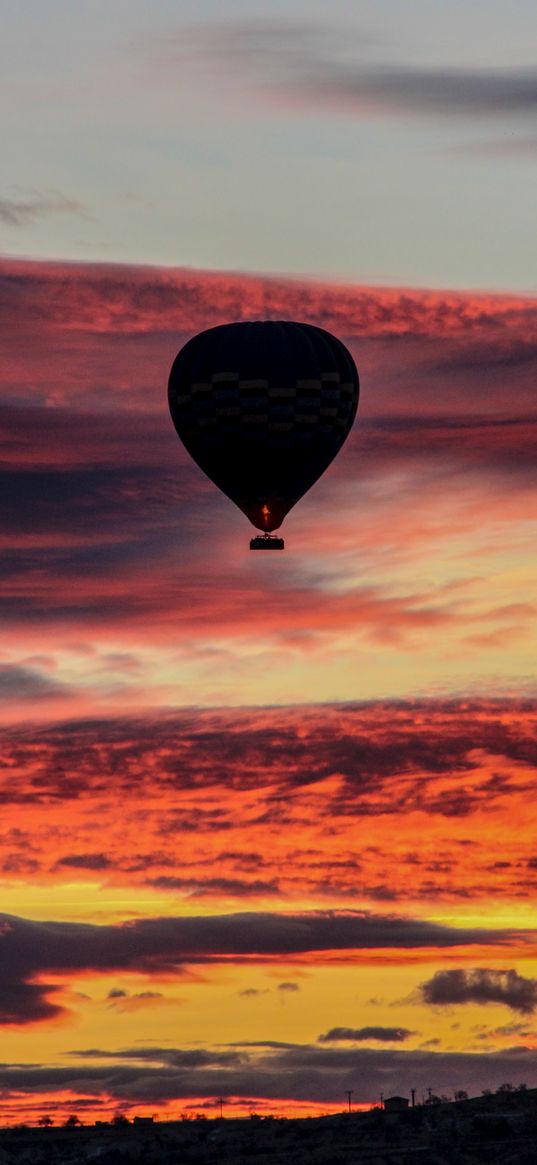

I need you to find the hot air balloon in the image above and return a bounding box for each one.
[168,320,359,549]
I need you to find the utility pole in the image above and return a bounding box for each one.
[217,1097,224,1120]
[411,1089,416,1108]
[345,1090,353,1114]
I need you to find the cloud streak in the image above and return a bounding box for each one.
[298,66,537,119]
[180,21,537,121]
[0,194,87,228]
[318,1026,413,1043]
[0,664,71,705]
[420,969,537,1015]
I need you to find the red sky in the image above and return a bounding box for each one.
[1,257,537,1122]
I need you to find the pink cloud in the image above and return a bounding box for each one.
[1,257,536,712]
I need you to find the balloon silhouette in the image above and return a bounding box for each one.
[168,321,359,544]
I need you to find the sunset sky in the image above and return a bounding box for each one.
[2,0,537,1125]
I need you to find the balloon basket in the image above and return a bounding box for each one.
[250,535,285,551]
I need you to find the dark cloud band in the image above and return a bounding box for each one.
[0,908,522,1025]
[3,1043,537,1104]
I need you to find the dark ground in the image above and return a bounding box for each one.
[3,1089,537,1163]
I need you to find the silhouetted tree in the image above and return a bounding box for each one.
[38,1115,53,1127]
[64,1114,81,1128]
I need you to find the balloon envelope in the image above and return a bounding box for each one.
[168,320,359,532]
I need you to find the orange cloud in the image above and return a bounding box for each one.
[1,701,537,915]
